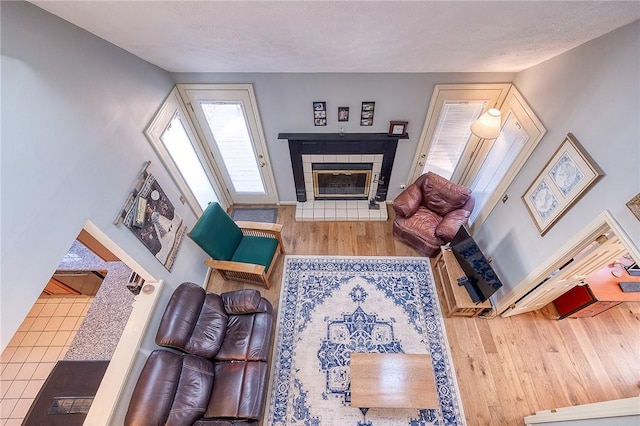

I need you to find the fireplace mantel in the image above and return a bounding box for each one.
[279,133,403,202]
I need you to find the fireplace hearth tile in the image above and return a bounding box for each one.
[294,199,388,222]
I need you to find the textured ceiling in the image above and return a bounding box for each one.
[30,1,640,73]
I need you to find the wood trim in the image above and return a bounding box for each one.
[524,396,640,424]
[77,229,119,262]
[497,210,640,316]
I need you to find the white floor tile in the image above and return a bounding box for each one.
[3,381,27,399]
[10,397,33,419]
[0,399,18,419]
[336,209,348,220]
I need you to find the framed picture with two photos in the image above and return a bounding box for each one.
[522,133,604,235]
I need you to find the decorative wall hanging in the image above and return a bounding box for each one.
[313,101,327,126]
[115,161,187,271]
[522,133,604,235]
[626,193,640,221]
[360,101,375,126]
[388,120,408,136]
[338,106,349,122]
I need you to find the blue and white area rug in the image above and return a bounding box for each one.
[264,256,466,426]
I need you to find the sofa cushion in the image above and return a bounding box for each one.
[204,361,268,420]
[157,282,229,359]
[222,289,262,314]
[215,307,274,362]
[125,350,214,426]
[420,172,471,217]
[231,235,279,272]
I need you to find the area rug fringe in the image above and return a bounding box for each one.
[264,255,466,426]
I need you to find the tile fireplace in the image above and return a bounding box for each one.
[279,133,403,221]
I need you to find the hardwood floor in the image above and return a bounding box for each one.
[206,205,640,426]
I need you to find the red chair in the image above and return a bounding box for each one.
[392,172,474,257]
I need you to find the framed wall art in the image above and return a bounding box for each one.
[360,101,375,126]
[115,161,187,271]
[388,120,408,136]
[313,101,327,126]
[522,133,604,235]
[626,193,640,221]
[338,106,349,122]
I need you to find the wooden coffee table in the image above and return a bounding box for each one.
[350,353,439,409]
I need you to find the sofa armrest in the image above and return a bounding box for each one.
[392,184,422,217]
[222,289,272,314]
[435,209,471,242]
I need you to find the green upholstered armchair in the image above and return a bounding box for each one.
[188,202,283,289]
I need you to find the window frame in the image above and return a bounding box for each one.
[464,86,547,233]
[408,84,511,185]
[409,83,546,234]
[144,87,227,216]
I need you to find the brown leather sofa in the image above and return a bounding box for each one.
[393,172,474,257]
[125,282,273,426]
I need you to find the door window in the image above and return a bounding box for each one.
[200,102,265,193]
[179,84,278,205]
[409,84,511,185]
[410,84,546,233]
[422,101,486,180]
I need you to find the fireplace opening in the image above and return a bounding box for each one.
[312,163,372,200]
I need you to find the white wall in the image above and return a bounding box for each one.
[0,1,209,350]
[475,20,640,297]
[171,72,514,202]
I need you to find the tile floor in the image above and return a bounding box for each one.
[0,295,92,425]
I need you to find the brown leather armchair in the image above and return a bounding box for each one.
[393,172,474,257]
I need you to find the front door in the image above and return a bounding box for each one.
[179,84,278,205]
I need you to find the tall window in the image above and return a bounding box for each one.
[465,87,547,232]
[159,112,219,211]
[468,112,529,223]
[145,88,221,216]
